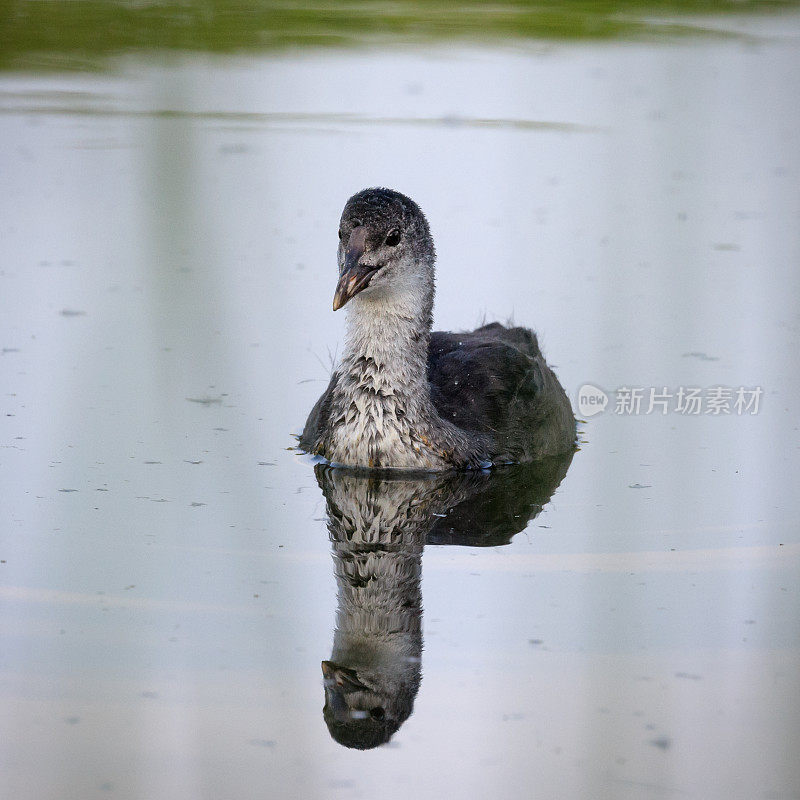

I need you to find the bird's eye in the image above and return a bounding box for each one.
[369,706,385,720]
[384,229,401,247]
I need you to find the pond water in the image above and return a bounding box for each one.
[1,12,800,800]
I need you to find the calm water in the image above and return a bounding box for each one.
[2,12,800,800]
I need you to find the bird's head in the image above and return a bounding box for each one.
[333,187,435,312]
[321,659,418,750]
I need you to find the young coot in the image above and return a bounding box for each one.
[300,188,575,470]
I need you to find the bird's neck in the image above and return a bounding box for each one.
[326,479,426,659]
[341,290,433,400]
[328,280,485,469]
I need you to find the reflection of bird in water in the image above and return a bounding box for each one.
[318,451,573,749]
[320,468,435,750]
[300,187,575,471]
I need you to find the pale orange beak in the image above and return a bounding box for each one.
[333,226,376,310]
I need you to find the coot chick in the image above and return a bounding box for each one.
[300,188,575,471]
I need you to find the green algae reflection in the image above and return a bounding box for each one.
[1,0,799,72]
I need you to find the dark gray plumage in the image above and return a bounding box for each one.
[300,187,575,470]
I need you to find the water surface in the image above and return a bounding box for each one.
[1,14,799,800]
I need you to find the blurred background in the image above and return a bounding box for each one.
[1,2,799,799]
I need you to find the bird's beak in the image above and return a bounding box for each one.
[333,226,373,311]
[321,660,370,692]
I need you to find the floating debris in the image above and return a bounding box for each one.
[648,736,672,750]
[682,351,719,361]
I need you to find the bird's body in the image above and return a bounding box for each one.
[300,188,575,471]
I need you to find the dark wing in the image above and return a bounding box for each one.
[299,372,338,454]
[428,322,575,462]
